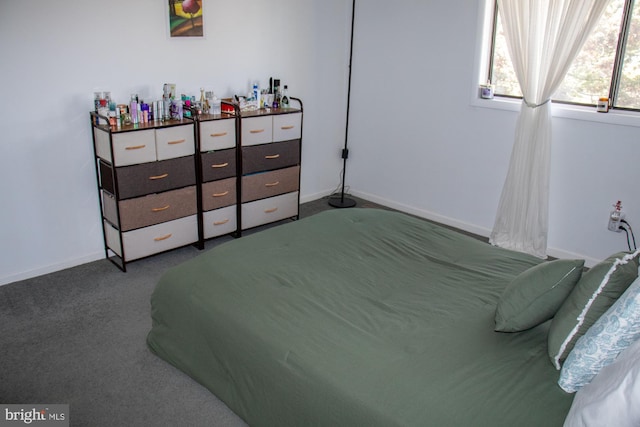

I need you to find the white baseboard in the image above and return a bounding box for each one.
[2,193,332,287]
[547,248,600,268]
[1,190,602,287]
[350,190,601,268]
[0,251,105,287]
[350,189,492,237]
[300,190,332,204]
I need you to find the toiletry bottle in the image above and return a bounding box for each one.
[98,99,109,125]
[281,85,290,108]
[130,94,138,125]
[272,79,281,109]
[94,92,103,112]
[141,104,149,123]
[253,82,259,105]
[199,88,207,113]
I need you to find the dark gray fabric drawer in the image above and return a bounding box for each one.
[114,156,196,200]
[201,149,236,182]
[242,139,300,175]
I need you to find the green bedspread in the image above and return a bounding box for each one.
[147,208,573,426]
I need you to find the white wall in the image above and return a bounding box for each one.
[3,0,638,285]
[347,0,640,266]
[0,0,351,285]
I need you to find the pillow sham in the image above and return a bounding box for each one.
[548,250,640,370]
[495,259,584,332]
[559,273,640,393]
[563,335,640,427]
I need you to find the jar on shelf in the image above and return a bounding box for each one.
[597,97,609,113]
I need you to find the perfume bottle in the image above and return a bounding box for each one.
[200,88,208,113]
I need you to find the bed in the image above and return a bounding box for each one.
[147,208,587,426]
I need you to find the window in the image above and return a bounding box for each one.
[488,0,640,111]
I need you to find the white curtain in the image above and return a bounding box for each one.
[490,0,609,258]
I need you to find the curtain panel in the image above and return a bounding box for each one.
[490,0,610,258]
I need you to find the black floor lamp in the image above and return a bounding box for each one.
[329,0,357,209]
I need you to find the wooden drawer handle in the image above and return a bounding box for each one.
[212,191,229,197]
[211,162,229,168]
[210,132,228,137]
[265,181,280,187]
[265,154,280,159]
[154,233,172,242]
[213,219,230,226]
[151,205,170,212]
[125,144,146,150]
[281,125,295,130]
[250,129,265,134]
[149,173,169,180]
[167,139,186,145]
[264,208,278,214]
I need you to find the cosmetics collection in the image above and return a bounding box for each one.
[93,84,223,127]
[238,77,289,112]
[93,77,291,128]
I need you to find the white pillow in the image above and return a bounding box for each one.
[563,335,640,427]
[559,274,640,392]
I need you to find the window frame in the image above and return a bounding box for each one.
[485,0,639,113]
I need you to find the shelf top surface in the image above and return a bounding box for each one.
[239,107,301,118]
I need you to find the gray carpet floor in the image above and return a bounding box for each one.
[0,195,386,426]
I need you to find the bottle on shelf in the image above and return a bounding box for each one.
[253,82,260,108]
[281,85,290,108]
[94,92,102,111]
[130,94,139,125]
[272,79,281,109]
[200,87,207,114]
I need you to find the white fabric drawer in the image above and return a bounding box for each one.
[203,205,237,239]
[105,215,198,261]
[94,128,113,163]
[156,125,195,161]
[273,112,302,142]
[241,191,298,230]
[200,118,236,151]
[104,219,123,257]
[241,116,273,146]
[107,129,156,166]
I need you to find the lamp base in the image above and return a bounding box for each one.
[328,196,356,208]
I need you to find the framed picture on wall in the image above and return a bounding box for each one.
[168,0,203,37]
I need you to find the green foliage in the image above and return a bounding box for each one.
[491,0,640,110]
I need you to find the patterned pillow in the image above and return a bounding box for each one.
[548,250,640,370]
[559,273,640,393]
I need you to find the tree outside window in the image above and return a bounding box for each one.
[489,0,640,111]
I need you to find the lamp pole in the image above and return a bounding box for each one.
[329,0,357,209]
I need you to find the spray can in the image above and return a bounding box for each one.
[130,95,138,125]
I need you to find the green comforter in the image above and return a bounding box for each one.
[147,208,573,426]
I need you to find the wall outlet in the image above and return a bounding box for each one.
[608,209,624,232]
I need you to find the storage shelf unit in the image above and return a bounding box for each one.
[195,101,241,242]
[91,113,199,271]
[90,97,303,270]
[238,98,303,234]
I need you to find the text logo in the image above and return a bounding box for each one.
[0,405,68,427]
